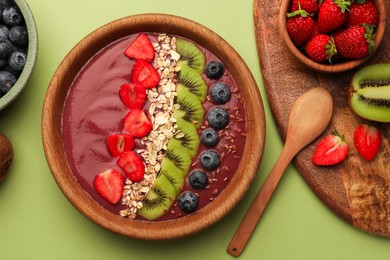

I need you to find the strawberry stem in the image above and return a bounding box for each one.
[325,36,338,63]
[287,3,311,18]
[362,24,375,53]
[334,0,352,13]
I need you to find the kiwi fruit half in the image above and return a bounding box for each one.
[349,64,390,122]
[173,86,205,128]
[174,117,200,158]
[176,37,205,73]
[137,174,177,220]
[177,64,207,102]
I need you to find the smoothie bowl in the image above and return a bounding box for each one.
[42,14,265,240]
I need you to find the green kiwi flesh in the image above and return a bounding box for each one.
[174,117,200,158]
[159,157,185,192]
[173,86,205,128]
[176,37,205,73]
[177,64,207,102]
[165,138,192,173]
[349,64,390,122]
[137,174,177,220]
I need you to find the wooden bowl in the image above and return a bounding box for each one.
[279,0,386,73]
[41,14,265,240]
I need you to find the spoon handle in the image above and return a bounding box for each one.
[227,146,295,256]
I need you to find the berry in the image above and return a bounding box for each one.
[117,151,145,182]
[131,59,160,89]
[209,82,231,104]
[178,191,198,213]
[201,128,219,147]
[188,170,209,190]
[0,70,15,95]
[207,107,229,129]
[8,51,25,71]
[354,124,381,161]
[0,0,12,13]
[93,169,124,204]
[0,25,8,39]
[9,25,27,46]
[123,108,152,138]
[3,6,22,27]
[124,33,155,62]
[318,0,351,33]
[290,0,320,14]
[305,34,337,63]
[205,61,224,79]
[347,0,379,27]
[333,24,374,59]
[199,150,220,170]
[0,38,12,58]
[119,83,146,109]
[312,130,349,166]
[287,5,315,46]
[106,134,135,157]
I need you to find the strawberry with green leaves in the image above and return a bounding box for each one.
[305,34,337,63]
[333,24,374,59]
[312,130,349,166]
[318,0,351,33]
[354,124,381,161]
[287,3,315,46]
[347,0,379,27]
[290,0,322,15]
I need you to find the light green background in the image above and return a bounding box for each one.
[0,0,389,259]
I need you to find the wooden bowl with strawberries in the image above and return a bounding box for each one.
[279,0,386,73]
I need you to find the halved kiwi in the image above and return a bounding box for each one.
[174,117,200,158]
[176,37,205,73]
[177,64,207,102]
[137,174,176,220]
[173,86,205,128]
[349,64,390,122]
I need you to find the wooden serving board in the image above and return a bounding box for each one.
[254,0,390,237]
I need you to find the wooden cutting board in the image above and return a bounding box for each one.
[254,0,390,237]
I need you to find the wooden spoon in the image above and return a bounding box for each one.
[227,87,333,256]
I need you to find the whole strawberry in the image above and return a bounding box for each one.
[312,130,349,166]
[290,0,321,14]
[347,0,379,27]
[318,0,351,33]
[287,4,315,46]
[333,24,374,58]
[305,34,337,63]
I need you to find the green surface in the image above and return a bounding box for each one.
[0,0,389,259]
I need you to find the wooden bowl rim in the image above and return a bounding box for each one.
[41,13,266,240]
[278,0,387,73]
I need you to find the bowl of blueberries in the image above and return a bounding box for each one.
[0,0,38,111]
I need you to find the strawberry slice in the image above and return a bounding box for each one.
[124,33,155,62]
[119,83,146,109]
[131,59,160,89]
[93,169,124,204]
[117,151,145,182]
[354,124,381,161]
[106,134,135,157]
[312,130,349,166]
[123,108,152,138]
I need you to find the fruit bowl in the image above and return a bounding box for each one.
[0,0,38,111]
[41,14,265,240]
[279,0,386,73]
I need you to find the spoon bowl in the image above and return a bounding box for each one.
[227,87,333,256]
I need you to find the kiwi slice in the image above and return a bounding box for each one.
[137,174,176,220]
[159,157,185,191]
[173,86,205,128]
[174,117,200,158]
[349,64,390,122]
[165,138,192,173]
[177,64,207,102]
[176,37,205,73]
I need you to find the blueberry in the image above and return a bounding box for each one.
[201,128,219,147]
[188,170,209,190]
[178,191,198,213]
[3,6,22,27]
[0,70,16,95]
[8,51,25,71]
[9,26,27,46]
[199,150,220,170]
[0,58,6,69]
[205,61,224,79]
[0,38,12,58]
[210,82,231,104]
[207,107,229,129]
[0,0,12,13]
[0,25,8,39]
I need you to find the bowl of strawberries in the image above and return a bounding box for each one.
[279,0,386,73]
